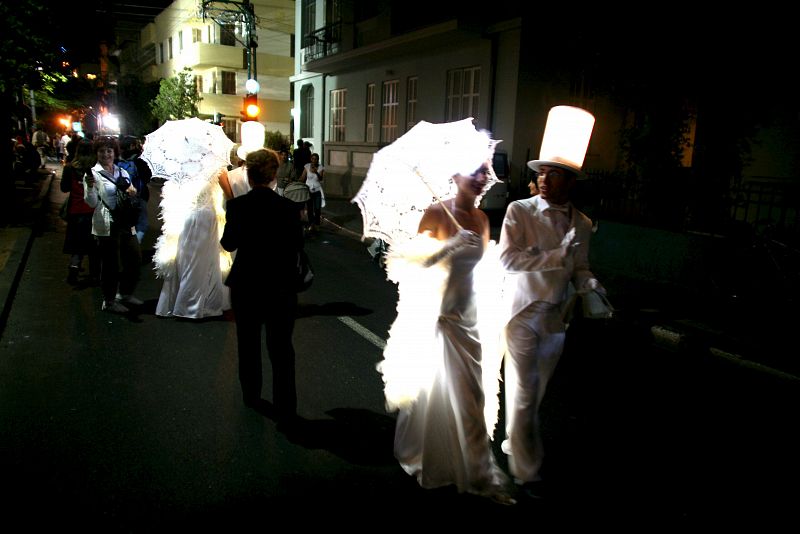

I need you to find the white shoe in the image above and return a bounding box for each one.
[102,300,129,313]
[116,293,143,306]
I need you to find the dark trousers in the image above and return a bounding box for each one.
[231,287,298,419]
[306,191,322,226]
[96,225,141,302]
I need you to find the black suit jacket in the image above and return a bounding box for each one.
[221,187,303,293]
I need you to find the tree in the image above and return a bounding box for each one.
[117,75,160,136]
[264,130,290,151]
[150,67,202,125]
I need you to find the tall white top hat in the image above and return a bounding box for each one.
[527,105,595,178]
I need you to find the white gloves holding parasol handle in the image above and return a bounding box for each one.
[422,229,481,267]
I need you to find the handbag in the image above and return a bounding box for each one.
[580,289,614,319]
[561,286,614,324]
[98,169,142,228]
[296,249,314,292]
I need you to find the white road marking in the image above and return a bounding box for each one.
[338,316,386,349]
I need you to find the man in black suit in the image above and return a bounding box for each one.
[221,148,304,422]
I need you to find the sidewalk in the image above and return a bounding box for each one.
[321,195,800,382]
[0,163,55,336]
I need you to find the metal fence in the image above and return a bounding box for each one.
[581,170,799,243]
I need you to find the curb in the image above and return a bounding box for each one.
[0,169,54,339]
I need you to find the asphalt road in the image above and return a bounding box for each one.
[0,174,797,529]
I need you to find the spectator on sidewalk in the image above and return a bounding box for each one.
[275,148,295,196]
[116,136,152,244]
[60,139,100,285]
[292,138,310,177]
[32,127,49,169]
[83,135,142,314]
[299,152,325,233]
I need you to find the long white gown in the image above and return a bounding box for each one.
[381,235,509,497]
[155,175,231,319]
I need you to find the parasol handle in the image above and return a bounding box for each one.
[414,168,463,230]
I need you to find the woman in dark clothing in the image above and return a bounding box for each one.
[60,139,99,285]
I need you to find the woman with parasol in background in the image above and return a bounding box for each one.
[372,124,515,506]
[142,118,235,320]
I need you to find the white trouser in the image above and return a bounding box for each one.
[502,302,566,483]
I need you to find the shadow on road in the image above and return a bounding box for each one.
[280,407,397,466]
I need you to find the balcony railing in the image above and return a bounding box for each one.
[302,22,342,63]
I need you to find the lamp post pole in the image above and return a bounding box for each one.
[201,1,258,81]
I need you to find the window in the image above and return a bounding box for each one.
[222,118,237,142]
[178,31,183,51]
[159,43,164,63]
[192,28,202,43]
[220,24,236,46]
[406,77,418,131]
[329,88,346,142]
[301,84,314,138]
[194,75,203,94]
[301,0,316,43]
[381,80,398,143]
[446,66,480,122]
[221,71,236,95]
[207,25,212,43]
[168,37,173,59]
[365,83,375,143]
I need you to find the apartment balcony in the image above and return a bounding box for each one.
[174,42,294,76]
[302,19,480,74]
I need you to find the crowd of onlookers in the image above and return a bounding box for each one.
[11,127,85,184]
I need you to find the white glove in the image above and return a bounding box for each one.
[422,229,480,267]
[560,227,578,250]
[553,227,579,262]
[583,278,607,296]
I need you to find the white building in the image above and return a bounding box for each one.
[139,0,295,143]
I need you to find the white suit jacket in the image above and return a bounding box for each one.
[498,195,596,321]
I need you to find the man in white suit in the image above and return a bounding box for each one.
[498,107,605,498]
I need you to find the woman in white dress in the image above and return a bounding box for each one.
[154,168,231,319]
[299,152,324,232]
[219,144,253,203]
[379,160,515,505]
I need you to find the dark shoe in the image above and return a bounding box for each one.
[243,394,262,408]
[487,489,518,506]
[244,397,276,417]
[519,480,547,500]
[67,266,79,285]
[276,415,307,442]
[101,300,129,314]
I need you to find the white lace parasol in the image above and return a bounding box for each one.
[352,118,500,247]
[141,117,234,184]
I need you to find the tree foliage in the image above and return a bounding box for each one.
[117,75,160,136]
[264,130,290,151]
[150,67,202,125]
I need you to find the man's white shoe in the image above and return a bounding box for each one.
[102,300,129,313]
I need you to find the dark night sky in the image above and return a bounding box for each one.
[52,0,174,64]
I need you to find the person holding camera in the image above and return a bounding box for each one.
[299,152,325,233]
[83,136,142,314]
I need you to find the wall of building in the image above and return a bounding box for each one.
[138,0,294,138]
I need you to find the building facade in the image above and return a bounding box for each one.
[139,0,295,142]
[289,1,630,203]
